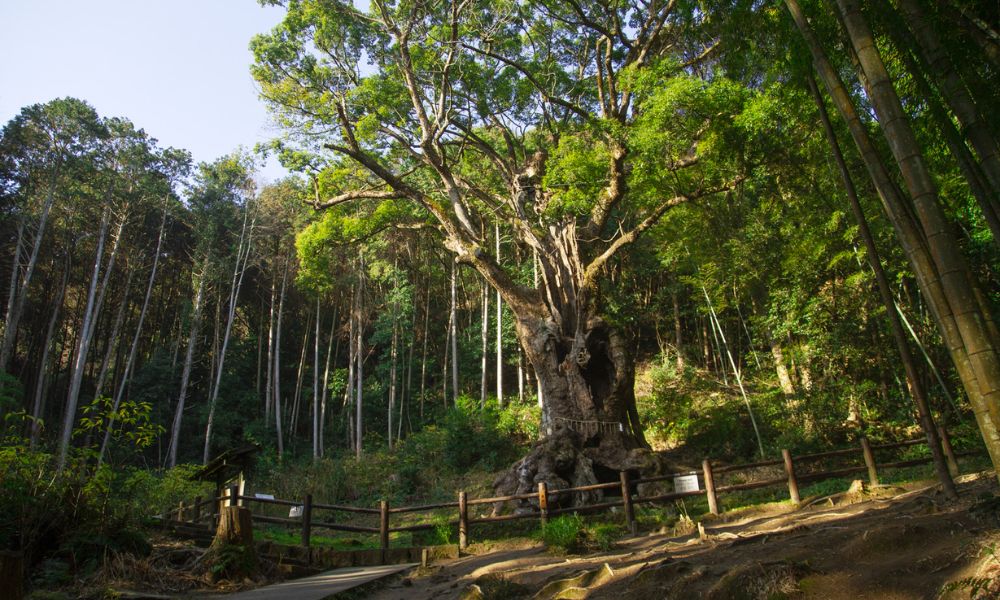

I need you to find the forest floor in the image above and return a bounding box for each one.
[358,471,1000,600]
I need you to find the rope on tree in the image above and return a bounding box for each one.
[552,416,624,435]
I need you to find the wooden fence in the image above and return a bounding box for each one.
[164,426,967,560]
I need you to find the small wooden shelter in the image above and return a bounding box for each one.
[192,443,261,504]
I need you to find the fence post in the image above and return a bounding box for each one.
[538,482,549,527]
[301,494,313,549]
[177,501,186,522]
[938,425,960,477]
[228,484,240,508]
[458,491,468,551]
[702,460,719,516]
[782,449,800,504]
[379,500,389,565]
[193,496,202,523]
[209,492,218,532]
[860,436,879,486]
[619,471,636,534]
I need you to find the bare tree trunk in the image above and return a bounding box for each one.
[167,256,208,468]
[4,220,24,336]
[354,255,364,457]
[895,299,960,416]
[703,285,764,457]
[518,350,525,403]
[808,73,957,498]
[770,335,796,396]
[944,1,1000,69]
[98,205,167,464]
[1,167,59,370]
[442,305,451,406]
[701,317,711,369]
[30,249,70,448]
[706,303,727,385]
[345,283,356,452]
[672,289,684,371]
[836,0,1000,441]
[480,282,488,407]
[203,208,255,463]
[734,293,762,370]
[882,2,1000,243]
[319,303,337,456]
[256,299,263,399]
[313,297,321,459]
[495,224,503,406]
[274,260,289,458]
[419,282,430,421]
[57,207,110,470]
[265,271,277,422]
[450,261,459,404]
[897,0,1000,210]
[290,318,309,437]
[92,266,134,402]
[401,303,415,441]
[388,303,398,450]
[533,250,546,428]
[785,0,1000,475]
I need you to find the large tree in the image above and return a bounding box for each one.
[252,0,753,492]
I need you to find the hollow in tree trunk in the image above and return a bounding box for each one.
[492,301,663,508]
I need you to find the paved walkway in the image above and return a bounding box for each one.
[220,563,418,600]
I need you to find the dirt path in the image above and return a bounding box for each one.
[366,473,1000,599]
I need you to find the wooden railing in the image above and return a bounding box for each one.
[163,426,969,560]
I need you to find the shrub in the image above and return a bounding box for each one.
[541,514,585,553]
[443,397,521,471]
[414,514,454,546]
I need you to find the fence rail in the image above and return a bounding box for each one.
[162,425,968,561]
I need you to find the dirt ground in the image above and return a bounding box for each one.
[365,472,1000,600]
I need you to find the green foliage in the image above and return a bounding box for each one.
[540,514,585,553]
[0,371,24,418]
[252,397,539,506]
[76,396,163,451]
[539,515,622,555]
[425,514,454,547]
[0,425,211,579]
[443,397,523,471]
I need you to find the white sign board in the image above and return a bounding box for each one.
[255,493,275,500]
[674,473,700,493]
[289,505,304,518]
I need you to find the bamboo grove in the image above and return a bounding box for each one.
[0,0,998,488]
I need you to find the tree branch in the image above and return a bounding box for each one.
[461,42,594,122]
[583,178,743,285]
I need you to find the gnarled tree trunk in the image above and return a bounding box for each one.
[492,308,660,507]
[488,218,662,504]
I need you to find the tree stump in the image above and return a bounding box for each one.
[206,506,257,582]
[0,551,24,600]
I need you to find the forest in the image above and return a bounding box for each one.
[2,0,999,598]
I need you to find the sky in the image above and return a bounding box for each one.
[0,1,290,183]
